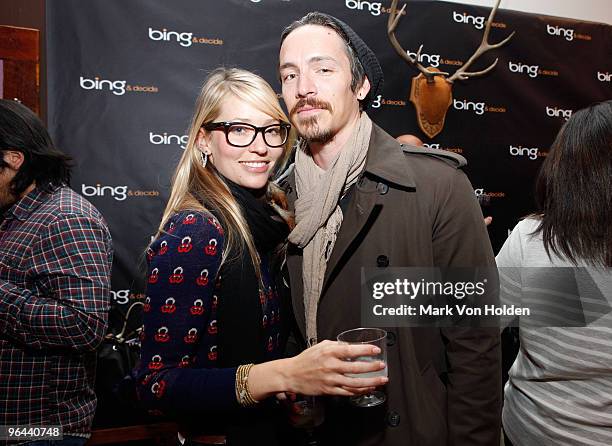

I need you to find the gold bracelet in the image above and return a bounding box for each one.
[235,363,259,407]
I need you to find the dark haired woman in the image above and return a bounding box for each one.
[497,100,612,446]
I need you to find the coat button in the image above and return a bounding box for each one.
[387,410,400,427]
[376,255,389,267]
[377,182,389,195]
[386,331,396,347]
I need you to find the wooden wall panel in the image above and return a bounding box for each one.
[0,0,46,120]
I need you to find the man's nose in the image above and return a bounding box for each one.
[297,73,317,98]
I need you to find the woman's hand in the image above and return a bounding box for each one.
[281,340,387,396]
[248,340,387,401]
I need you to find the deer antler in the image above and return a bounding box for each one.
[388,0,449,83]
[447,0,515,83]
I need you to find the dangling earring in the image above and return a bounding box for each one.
[200,151,208,168]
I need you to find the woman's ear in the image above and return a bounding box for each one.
[197,128,212,155]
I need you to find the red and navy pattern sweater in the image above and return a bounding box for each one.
[134,210,283,413]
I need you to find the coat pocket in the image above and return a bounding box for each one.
[420,361,447,422]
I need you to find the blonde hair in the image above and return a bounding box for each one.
[157,67,295,279]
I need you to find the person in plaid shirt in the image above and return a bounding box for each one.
[0,100,113,445]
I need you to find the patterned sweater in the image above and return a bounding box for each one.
[134,210,283,413]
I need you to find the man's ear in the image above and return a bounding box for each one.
[356,76,371,101]
[2,151,25,170]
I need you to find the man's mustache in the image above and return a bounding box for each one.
[290,98,332,116]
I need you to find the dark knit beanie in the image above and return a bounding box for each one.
[319,13,384,110]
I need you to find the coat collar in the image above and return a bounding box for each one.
[362,123,467,187]
[363,123,416,189]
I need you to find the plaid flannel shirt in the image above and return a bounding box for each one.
[0,185,113,442]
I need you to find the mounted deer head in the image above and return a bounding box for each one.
[387,0,515,138]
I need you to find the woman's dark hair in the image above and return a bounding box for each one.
[0,99,72,195]
[534,100,612,267]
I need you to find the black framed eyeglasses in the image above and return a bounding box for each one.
[202,121,291,148]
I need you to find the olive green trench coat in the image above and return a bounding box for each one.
[285,124,502,446]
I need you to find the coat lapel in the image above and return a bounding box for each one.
[322,124,415,294]
[284,123,418,338]
[322,179,378,293]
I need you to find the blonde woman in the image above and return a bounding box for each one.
[133,68,387,444]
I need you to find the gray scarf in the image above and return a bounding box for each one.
[289,113,372,341]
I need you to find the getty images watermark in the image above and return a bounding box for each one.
[361,267,612,328]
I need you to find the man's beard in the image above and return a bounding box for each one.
[296,116,334,144]
[290,98,334,144]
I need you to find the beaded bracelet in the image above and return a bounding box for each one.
[235,363,259,407]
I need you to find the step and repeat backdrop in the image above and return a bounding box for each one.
[47,0,610,351]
